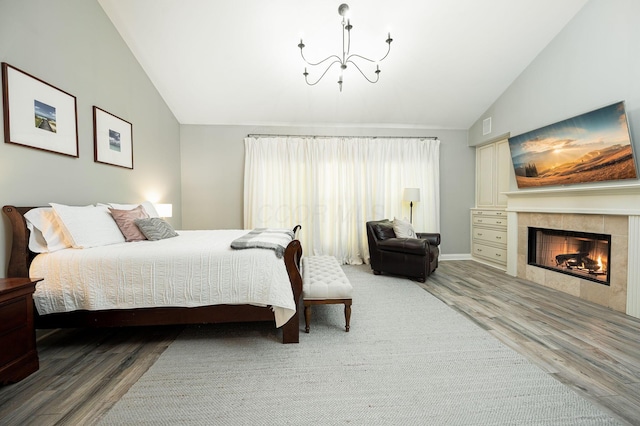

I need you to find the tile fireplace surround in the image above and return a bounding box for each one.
[505,183,640,318]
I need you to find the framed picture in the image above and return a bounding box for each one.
[1,62,79,157]
[508,101,638,188]
[93,106,133,169]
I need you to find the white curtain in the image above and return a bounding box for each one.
[244,136,440,264]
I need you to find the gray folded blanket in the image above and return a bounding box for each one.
[230,228,295,258]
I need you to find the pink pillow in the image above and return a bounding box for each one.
[109,205,149,242]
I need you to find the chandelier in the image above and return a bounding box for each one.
[298,3,393,92]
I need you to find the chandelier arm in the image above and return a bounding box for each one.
[347,60,380,84]
[300,50,344,67]
[346,53,376,64]
[304,60,342,86]
[378,41,392,62]
[345,42,391,64]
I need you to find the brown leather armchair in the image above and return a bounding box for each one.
[366,219,440,282]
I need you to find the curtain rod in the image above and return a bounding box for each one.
[246,134,438,140]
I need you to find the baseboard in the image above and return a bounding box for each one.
[440,253,472,261]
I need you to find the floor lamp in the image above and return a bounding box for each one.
[403,188,420,224]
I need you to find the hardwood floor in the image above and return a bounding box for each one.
[1,260,639,424]
[423,260,640,426]
[0,326,182,425]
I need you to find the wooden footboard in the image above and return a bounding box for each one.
[2,206,303,344]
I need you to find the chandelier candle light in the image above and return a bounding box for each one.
[298,3,393,91]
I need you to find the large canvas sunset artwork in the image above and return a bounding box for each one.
[508,101,638,188]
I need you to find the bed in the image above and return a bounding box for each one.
[2,205,303,344]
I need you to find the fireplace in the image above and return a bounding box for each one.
[508,189,636,315]
[527,227,611,285]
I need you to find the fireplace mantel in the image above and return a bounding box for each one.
[504,182,640,215]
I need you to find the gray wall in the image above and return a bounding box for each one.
[468,0,640,165]
[180,125,474,257]
[0,0,181,277]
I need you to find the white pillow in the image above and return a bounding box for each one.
[25,221,48,253]
[393,217,417,239]
[50,203,126,249]
[102,201,159,218]
[24,207,72,253]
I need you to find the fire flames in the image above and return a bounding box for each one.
[530,228,610,284]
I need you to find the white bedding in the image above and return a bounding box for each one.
[29,230,296,327]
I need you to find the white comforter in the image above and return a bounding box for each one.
[29,230,296,327]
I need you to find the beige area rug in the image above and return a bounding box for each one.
[100,264,620,425]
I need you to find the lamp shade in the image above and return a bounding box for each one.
[154,203,173,218]
[403,188,420,203]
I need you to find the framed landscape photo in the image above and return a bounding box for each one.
[93,106,133,169]
[508,101,638,188]
[1,62,79,157]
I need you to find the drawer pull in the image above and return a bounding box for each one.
[496,236,502,240]
[496,253,502,257]
[496,221,502,224]
[477,233,483,236]
[477,219,483,223]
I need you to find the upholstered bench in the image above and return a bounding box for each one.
[302,256,353,333]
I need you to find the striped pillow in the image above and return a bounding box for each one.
[134,218,178,241]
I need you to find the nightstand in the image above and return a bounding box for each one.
[0,278,41,384]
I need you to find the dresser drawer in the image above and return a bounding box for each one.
[473,243,507,265]
[472,227,507,245]
[472,209,506,218]
[0,297,27,335]
[0,327,29,366]
[472,216,507,227]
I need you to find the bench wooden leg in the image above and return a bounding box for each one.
[304,304,311,333]
[344,300,352,332]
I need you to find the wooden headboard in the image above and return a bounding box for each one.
[2,206,38,278]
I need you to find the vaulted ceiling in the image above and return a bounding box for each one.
[98,0,588,129]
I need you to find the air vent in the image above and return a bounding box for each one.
[482,117,492,135]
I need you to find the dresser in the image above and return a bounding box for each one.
[0,278,41,384]
[471,209,507,268]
